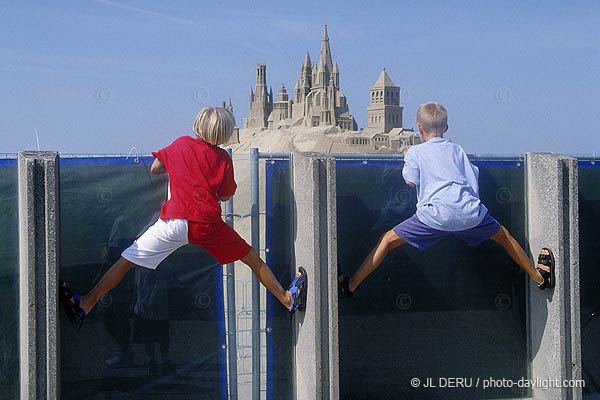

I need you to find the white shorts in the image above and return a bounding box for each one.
[121,219,188,269]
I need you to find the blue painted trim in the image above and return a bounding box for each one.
[59,156,155,166]
[578,160,600,168]
[0,159,17,166]
[265,160,274,400]
[334,159,523,169]
[335,159,403,169]
[215,263,228,400]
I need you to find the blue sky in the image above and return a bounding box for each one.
[1,0,599,154]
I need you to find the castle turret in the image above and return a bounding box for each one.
[332,61,339,89]
[277,83,289,101]
[294,80,301,103]
[243,64,273,129]
[317,57,326,88]
[367,67,403,133]
[302,52,312,88]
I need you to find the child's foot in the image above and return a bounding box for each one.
[337,263,354,299]
[338,274,354,299]
[287,267,307,313]
[58,280,88,325]
[536,248,555,290]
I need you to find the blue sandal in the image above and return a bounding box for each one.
[288,267,307,313]
[59,279,87,328]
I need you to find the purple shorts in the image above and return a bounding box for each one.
[393,213,501,250]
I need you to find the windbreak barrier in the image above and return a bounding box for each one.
[336,159,529,400]
[579,159,600,395]
[0,158,18,400]
[59,157,227,400]
[265,159,294,400]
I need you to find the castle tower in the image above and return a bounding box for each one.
[244,64,273,129]
[367,67,403,133]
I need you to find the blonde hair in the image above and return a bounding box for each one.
[416,102,447,136]
[193,107,236,145]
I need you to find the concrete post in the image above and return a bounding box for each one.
[291,153,338,400]
[526,153,581,400]
[18,151,60,400]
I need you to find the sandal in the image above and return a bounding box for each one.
[59,279,87,327]
[337,263,354,299]
[536,248,555,290]
[288,267,307,313]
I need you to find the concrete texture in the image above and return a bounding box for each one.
[526,153,581,400]
[291,153,339,400]
[18,151,60,400]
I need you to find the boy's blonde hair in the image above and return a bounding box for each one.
[193,107,236,145]
[416,102,447,136]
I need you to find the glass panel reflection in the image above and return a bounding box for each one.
[265,159,294,399]
[0,159,19,400]
[59,157,227,400]
[337,159,529,400]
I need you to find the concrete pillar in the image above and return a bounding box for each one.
[526,153,581,400]
[18,151,60,400]
[291,153,338,400]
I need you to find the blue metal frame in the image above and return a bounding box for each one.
[59,156,155,165]
[578,159,600,168]
[215,264,228,400]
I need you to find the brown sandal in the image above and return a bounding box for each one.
[536,248,555,290]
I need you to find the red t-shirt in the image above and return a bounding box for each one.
[152,135,236,223]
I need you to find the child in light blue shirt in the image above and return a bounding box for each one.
[339,102,555,298]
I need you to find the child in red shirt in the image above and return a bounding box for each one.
[61,107,306,323]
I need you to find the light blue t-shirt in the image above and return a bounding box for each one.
[402,137,488,231]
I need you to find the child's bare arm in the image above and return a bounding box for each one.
[150,158,167,175]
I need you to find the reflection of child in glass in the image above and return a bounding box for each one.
[132,263,173,376]
[339,102,555,298]
[63,107,303,324]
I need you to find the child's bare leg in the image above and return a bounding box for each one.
[349,229,406,293]
[490,225,546,284]
[240,248,293,310]
[80,257,137,313]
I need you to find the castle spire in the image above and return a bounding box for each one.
[319,24,333,75]
[373,66,396,87]
[304,51,312,67]
[333,61,339,88]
